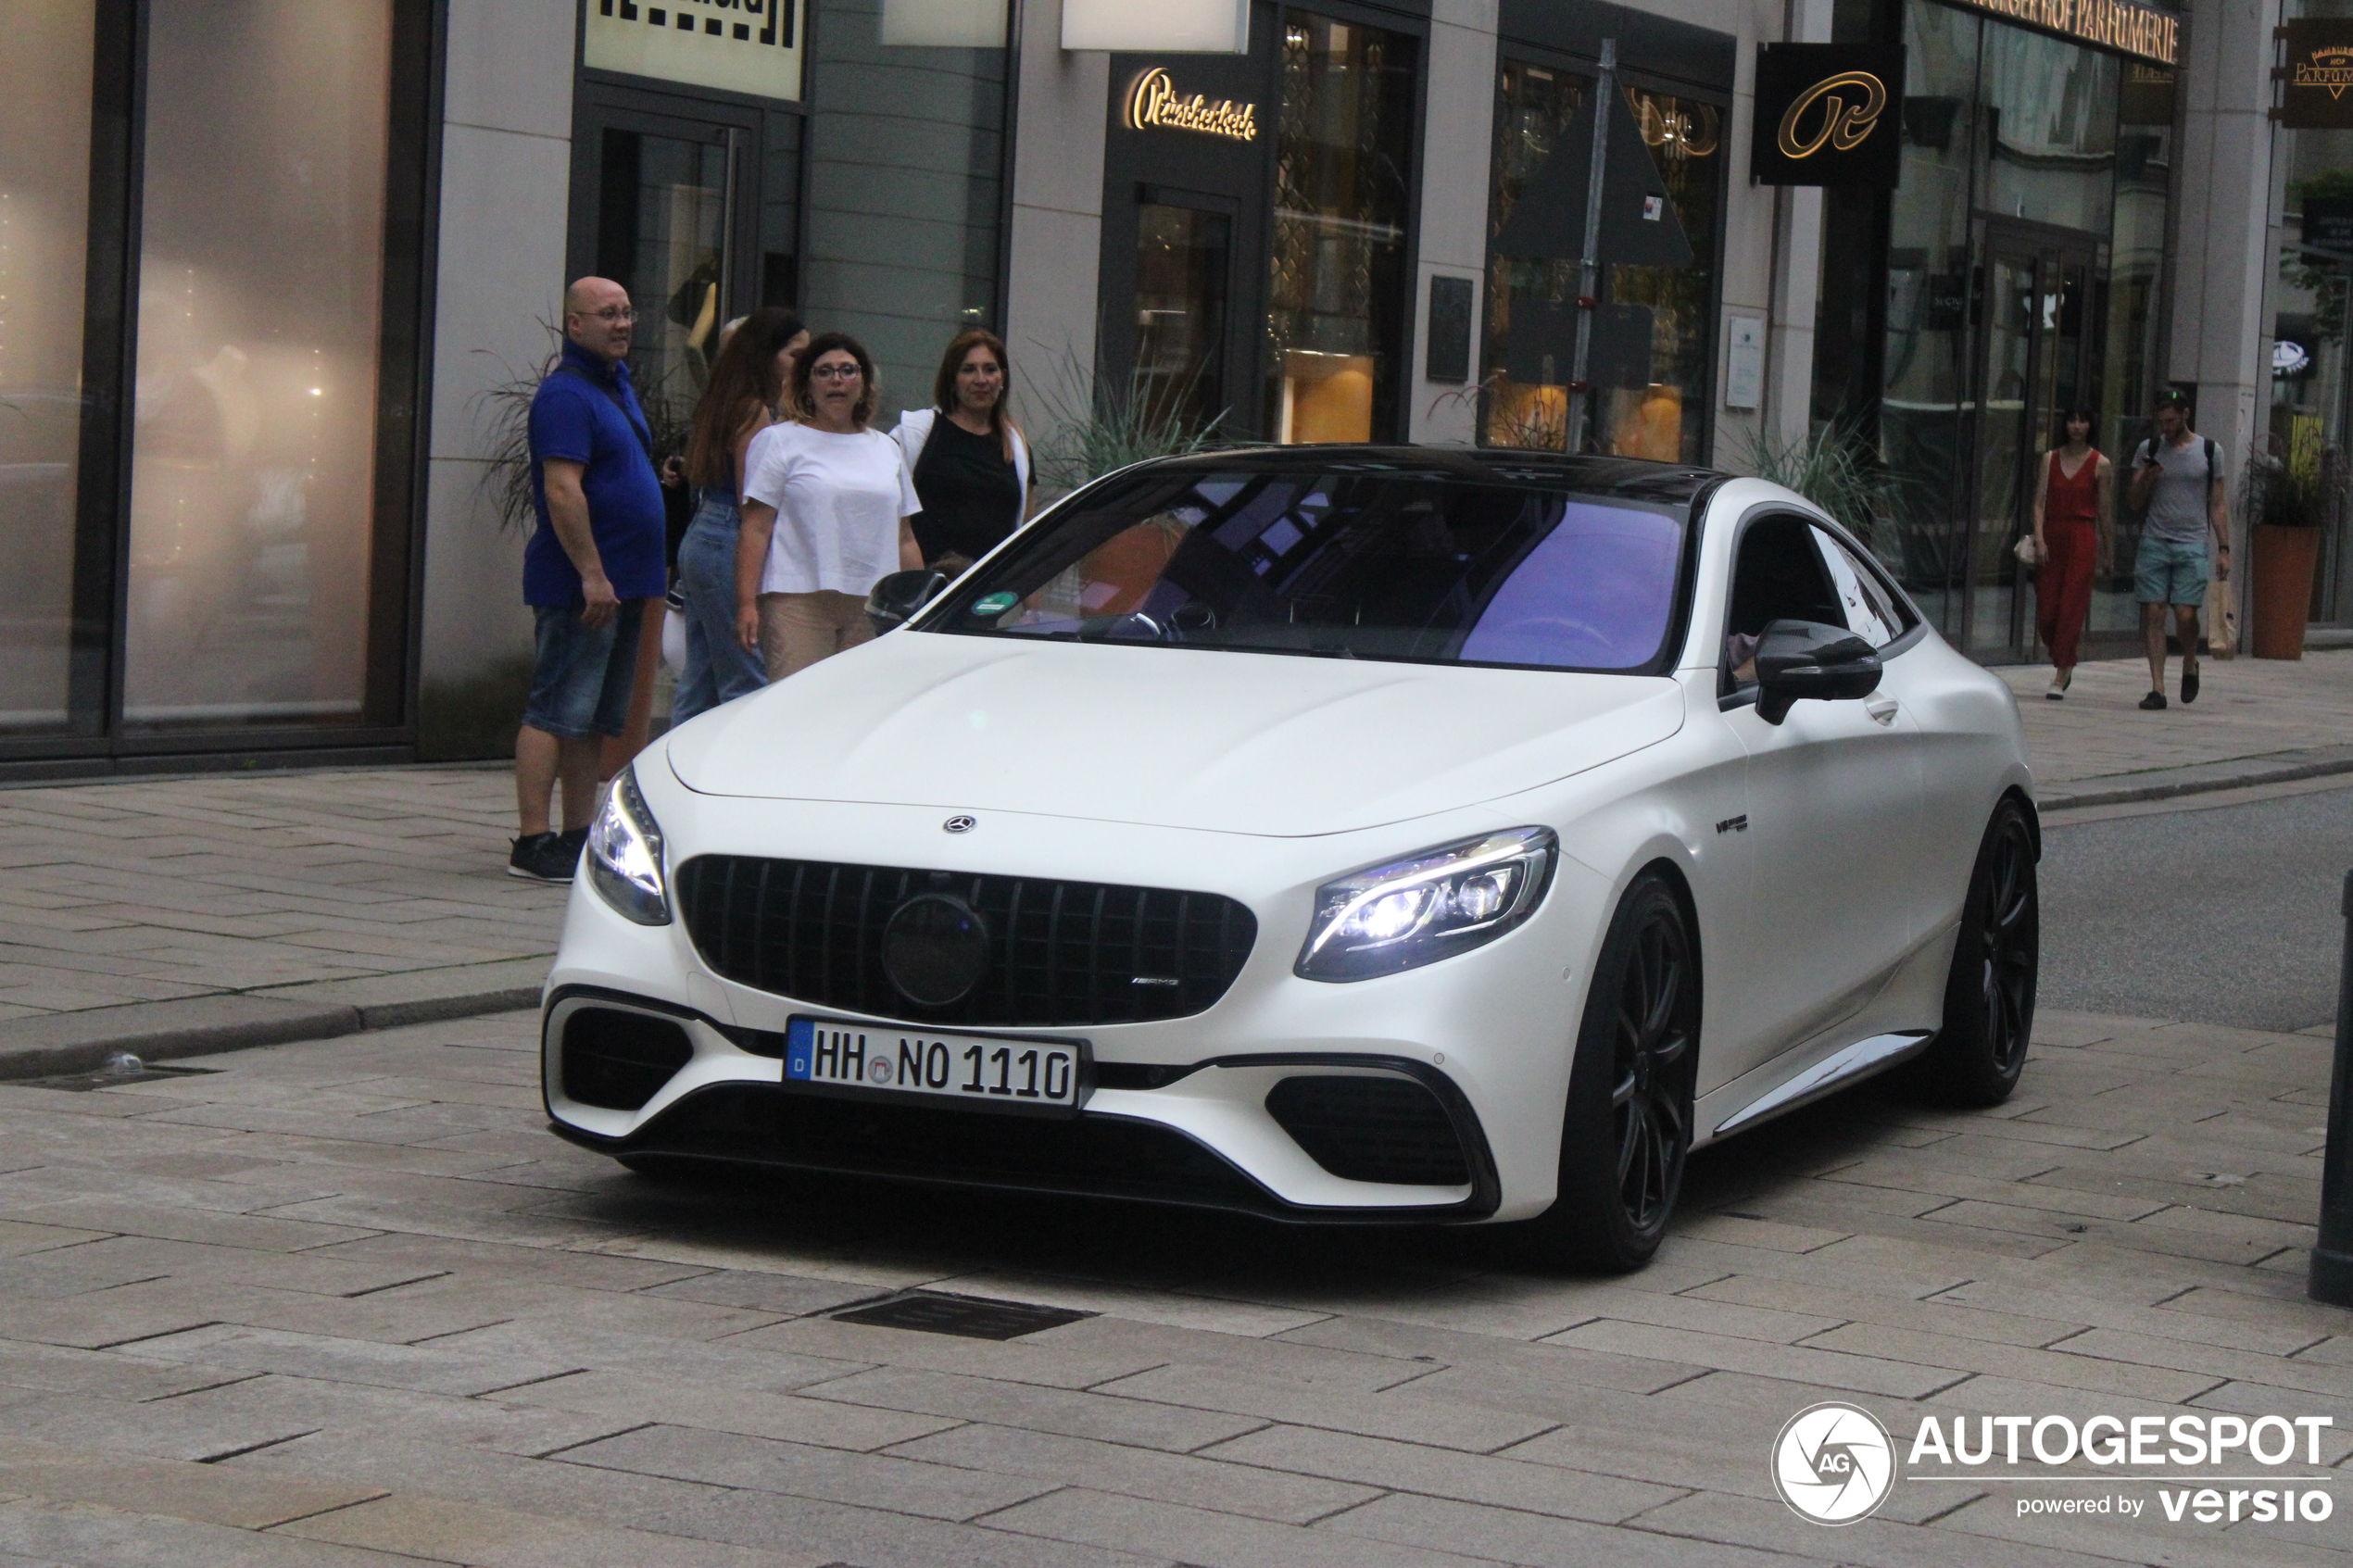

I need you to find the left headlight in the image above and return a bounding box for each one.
[1297,827,1556,982]
[586,764,670,925]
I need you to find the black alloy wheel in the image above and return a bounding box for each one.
[1529,872,1699,1272]
[1908,797,2038,1106]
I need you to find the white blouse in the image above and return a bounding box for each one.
[741,422,920,596]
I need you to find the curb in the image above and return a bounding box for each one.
[2038,746,2353,813]
[0,960,547,1082]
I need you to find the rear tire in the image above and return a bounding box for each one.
[1908,797,2037,1106]
[1524,872,1699,1272]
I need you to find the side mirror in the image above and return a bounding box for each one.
[1754,618,1881,725]
[864,569,948,635]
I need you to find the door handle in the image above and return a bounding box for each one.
[1865,695,1899,726]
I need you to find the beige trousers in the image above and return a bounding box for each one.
[757,590,872,680]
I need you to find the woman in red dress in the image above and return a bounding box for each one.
[2032,406,2113,698]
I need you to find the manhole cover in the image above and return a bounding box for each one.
[830,1289,1093,1340]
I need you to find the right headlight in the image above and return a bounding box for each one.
[585,764,670,925]
[1296,827,1557,982]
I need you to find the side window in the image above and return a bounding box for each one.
[1808,526,1914,649]
[1723,514,1843,688]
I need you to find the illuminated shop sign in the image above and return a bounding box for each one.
[2282,20,2353,130]
[1123,68,1259,141]
[586,0,801,101]
[1752,45,1905,186]
[1948,0,2178,66]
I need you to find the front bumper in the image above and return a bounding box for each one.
[543,784,1620,1223]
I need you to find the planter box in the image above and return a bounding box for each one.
[2252,523,2322,659]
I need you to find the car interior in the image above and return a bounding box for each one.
[1722,513,1846,691]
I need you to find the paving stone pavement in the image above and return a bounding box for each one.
[0,1006,2346,1564]
[1996,646,2353,789]
[0,768,565,1027]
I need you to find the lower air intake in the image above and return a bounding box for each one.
[1265,1074,1471,1185]
[560,1007,694,1111]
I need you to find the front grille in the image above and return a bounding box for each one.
[675,856,1257,1027]
[1265,1075,1471,1185]
[560,1007,695,1110]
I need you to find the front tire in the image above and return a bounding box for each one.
[1527,872,1699,1272]
[1909,797,2037,1106]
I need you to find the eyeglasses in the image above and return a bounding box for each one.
[579,307,636,324]
[810,363,863,381]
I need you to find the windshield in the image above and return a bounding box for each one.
[923,464,1692,672]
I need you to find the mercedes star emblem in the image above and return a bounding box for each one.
[942,814,976,834]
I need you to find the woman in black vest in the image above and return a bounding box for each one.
[891,330,1032,573]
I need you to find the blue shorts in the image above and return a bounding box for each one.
[2134,534,2208,608]
[522,598,646,740]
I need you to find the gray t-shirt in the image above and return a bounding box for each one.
[2133,433,2223,545]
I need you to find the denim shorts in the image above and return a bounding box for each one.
[2133,534,2208,608]
[522,598,645,740]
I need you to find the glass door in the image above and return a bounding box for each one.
[1135,199,1234,435]
[1964,223,2100,660]
[589,116,736,454]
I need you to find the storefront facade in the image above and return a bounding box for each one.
[0,0,2298,778]
[1811,0,2186,663]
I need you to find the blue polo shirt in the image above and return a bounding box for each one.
[523,340,668,607]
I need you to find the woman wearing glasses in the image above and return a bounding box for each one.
[735,332,922,678]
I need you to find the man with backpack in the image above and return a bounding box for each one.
[510,277,667,881]
[2125,389,2231,711]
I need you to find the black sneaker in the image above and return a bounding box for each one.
[508,832,577,883]
[2138,690,2167,711]
[2181,665,2200,704]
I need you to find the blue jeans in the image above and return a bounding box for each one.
[671,491,767,724]
[522,597,645,740]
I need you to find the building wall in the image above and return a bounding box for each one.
[1002,0,1111,453]
[417,0,581,758]
[1408,0,1499,445]
[2171,0,2278,649]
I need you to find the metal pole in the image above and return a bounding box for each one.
[2309,869,2353,1305]
[1568,38,1615,455]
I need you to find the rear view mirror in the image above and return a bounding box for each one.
[864,570,948,635]
[1754,618,1881,724]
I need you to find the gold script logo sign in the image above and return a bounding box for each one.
[1125,69,1259,142]
[1776,70,1888,159]
[2296,44,2353,99]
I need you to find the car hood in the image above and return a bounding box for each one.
[667,633,1683,837]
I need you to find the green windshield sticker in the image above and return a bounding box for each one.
[972,592,1019,617]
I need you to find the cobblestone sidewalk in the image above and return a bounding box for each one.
[0,646,2346,1047]
[0,1004,2341,1565]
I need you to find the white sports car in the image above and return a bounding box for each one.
[546,450,2037,1270]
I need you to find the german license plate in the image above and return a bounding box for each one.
[782,1017,1088,1115]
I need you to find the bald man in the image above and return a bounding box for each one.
[510,277,667,882]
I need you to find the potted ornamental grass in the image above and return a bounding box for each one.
[2245,433,2338,659]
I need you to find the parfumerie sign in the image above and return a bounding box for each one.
[586,0,801,102]
[2281,20,2353,130]
[1952,0,2178,66]
[1752,45,1906,187]
[1124,69,1259,142]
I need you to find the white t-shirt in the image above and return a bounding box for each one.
[741,422,920,596]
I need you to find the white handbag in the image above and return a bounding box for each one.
[2014,534,2042,569]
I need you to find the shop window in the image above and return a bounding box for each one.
[0,3,95,735]
[1266,14,1418,445]
[1136,203,1233,436]
[1480,63,1723,463]
[124,0,395,729]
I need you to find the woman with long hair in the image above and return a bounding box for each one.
[891,329,1032,573]
[671,307,806,722]
[735,332,923,677]
[2031,404,2113,698]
